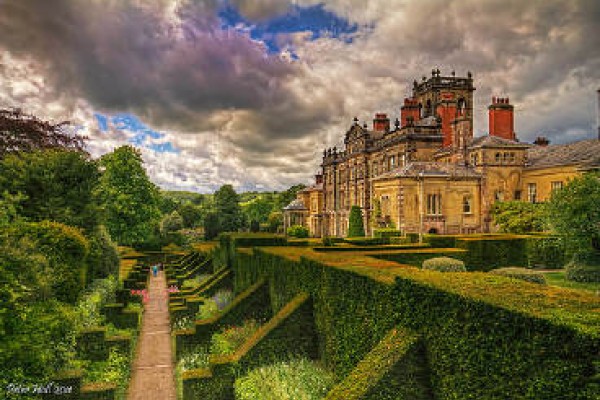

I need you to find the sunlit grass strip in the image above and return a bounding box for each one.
[235,359,334,400]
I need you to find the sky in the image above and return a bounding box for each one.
[1,0,599,193]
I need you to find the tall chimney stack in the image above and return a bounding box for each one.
[489,96,516,141]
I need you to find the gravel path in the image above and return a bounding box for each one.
[127,271,176,400]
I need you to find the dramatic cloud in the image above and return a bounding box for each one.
[1,0,599,192]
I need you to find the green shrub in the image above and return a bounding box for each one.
[287,225,309,238]
[77,276,119,329]
[489,267,547,284]
[422,257,466,272]
[235,359,334,400]
[86,225,120,282]
[15,221,90,303]
[406,233,419,243]
[210,319,261,356]
[348,206,365,237]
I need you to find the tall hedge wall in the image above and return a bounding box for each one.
[226,243,598,399]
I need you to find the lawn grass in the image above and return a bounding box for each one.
[543,270,600,293]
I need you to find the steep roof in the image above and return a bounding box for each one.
[469,135,530,149]
[283,198,307,211]
[526,139,600,170]
[374,161,481,180]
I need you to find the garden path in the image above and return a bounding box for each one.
[127,270,176,400]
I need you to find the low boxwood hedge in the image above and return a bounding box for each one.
[489,267,547,284]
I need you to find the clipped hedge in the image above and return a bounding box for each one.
[373,228,403,238]
[489,267,547,284]
[182,292,319,400]
[525,235,567,269]
[223,241,598,400]
[422,257,466,272]
[455,236,528,271]
[325,327,431,400]
[344,237,390,246]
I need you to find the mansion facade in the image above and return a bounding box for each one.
[283,70,600,237]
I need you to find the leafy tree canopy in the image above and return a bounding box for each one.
[0,108,86,157]
[490,201,548,234]
[96,145,161,245]
[215,184,244,233]
[0,150,100,231]
[548,171,600,252]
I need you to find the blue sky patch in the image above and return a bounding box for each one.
[218,2,358,54]
[94,112,179,154]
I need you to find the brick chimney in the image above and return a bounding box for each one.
[400,98,420,127]
[533,136,550,146]
[373,113,390,132]
[489,96,515,140]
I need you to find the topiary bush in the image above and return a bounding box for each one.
[422,257,466,272]
[489,267,546,284]
[287,225,309,238]
[348,206,365,237]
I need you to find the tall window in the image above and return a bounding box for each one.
[463,196,472,214]
[528,183,537,203]
[551,181,563,191]
[426,194,442,215]
[495,153,501,164]
[494,190,504,202]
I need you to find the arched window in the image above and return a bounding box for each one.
[426,99,432,117]
[503,152,509,163]
[509,152,515,162]
[457,98,466,116]
[495,153,501,164]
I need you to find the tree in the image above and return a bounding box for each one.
[548,172,600,253]
[249,219,260,233]
[96,146,161,246]
[0,150,101,230]
[243,196,275,224]
[490,201,548,234]
[178,203,203,228]
[275,184,306,210]
[0,108,85,158]
[160,211,184,235]
[204,212,220,240]
[348,205,365,237]
[267,211,283,233]
[214,184,244,233]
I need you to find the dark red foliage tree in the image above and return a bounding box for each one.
[0,108,86,157]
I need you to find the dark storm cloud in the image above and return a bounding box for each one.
[0,0,332,136]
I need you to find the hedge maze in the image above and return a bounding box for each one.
[167,233,599,400]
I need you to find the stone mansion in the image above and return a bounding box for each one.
[283,70,600,237]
